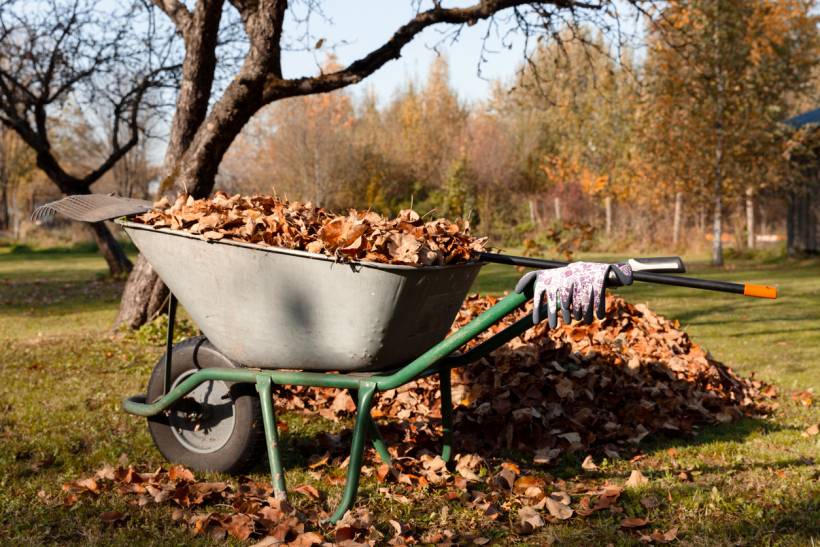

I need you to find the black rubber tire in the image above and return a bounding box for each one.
[146,336,265,474]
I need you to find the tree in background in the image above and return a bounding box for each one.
[643,0,819,265]
[0,0,177,275]
[493,30,640,237]
[114,0,655,329]
[0,125,35,235]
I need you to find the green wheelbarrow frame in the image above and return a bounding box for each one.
[123,288,533,523]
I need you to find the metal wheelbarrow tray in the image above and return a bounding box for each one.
[119,220,482,371]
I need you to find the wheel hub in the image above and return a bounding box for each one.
[167,370,236,454]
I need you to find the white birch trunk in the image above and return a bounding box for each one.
[711,6,725,267]
[673,191,683,246]
[745,186,755,249]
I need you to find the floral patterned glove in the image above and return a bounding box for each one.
[515,262,633,327]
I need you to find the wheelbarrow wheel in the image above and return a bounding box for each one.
[146,336,265,474]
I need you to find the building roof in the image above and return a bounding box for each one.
[785,108,820,128]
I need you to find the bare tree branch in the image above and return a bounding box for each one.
[265,0,603,100]
[150,0,192,34]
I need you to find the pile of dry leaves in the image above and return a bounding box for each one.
[133,193,487,266]
[278,294,776,462]
[57,296,776,544]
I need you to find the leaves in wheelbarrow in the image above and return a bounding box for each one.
[133,192,487,266]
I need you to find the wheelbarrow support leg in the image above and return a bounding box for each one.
[351,388,391,466]
[328,381,377,524]
[256,376,288,501]
[367,417,392,466]
[163,294,178,394]
[439,367,454,468]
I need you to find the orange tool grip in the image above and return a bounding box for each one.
[743,284,777,299]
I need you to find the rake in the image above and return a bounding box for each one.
[31,194,153,223]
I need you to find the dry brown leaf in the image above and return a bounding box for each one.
[802,424,818,437]
[581,455,599,471]
[168,465,195,482]
[99,511,127,525]
[513,475,544,494]
[307,452,330,469]
[621,517,650,528]
[626,470,649,489]
[640,527,679,544]
[515,506,545,534]
[545,496,573,520]
[292,484,321,500]
[221,513,254,540]
[288,531,325,546]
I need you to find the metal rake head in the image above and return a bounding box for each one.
[32,194,153,223]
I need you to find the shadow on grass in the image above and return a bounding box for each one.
[242,407,791,483]
[0,277,123,310]
[0,239,137,257]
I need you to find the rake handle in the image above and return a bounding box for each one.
[478,252,777,299]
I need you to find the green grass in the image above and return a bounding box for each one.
[0,246,817,545]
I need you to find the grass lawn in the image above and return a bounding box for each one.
[0,245,817,545]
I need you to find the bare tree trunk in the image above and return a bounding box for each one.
[604,195,613,237]
[115,253,170,328]
[528,198,537,225]
[672,191,683,246]
[115,2,224,329]
[554,197,561,222]
[745,186,755,249]
[0,183,8,232]
[86,222,133,277]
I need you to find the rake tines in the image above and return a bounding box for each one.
[32,194,153,223]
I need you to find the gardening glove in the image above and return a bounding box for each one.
[515,262,633,328]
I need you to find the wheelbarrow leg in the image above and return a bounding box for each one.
[350,387,391,466]
[439,367,455,469]
[367,418,392,466]
[256,376,288,501]
[328,381,377,524]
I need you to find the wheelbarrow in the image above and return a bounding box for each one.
[32,195,779,523]
[114,219,779,523]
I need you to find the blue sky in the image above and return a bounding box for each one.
[277,2,533,104]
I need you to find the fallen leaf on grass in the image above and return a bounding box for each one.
[640,527,679,544]
[545,493,573,520]
[581,455,599,471]
[292,484,321,500]
[802,424,818,437]
[626,470,649,489]
[99,511,127,525]
[513,475,545,494]
[288,531,325,546]
[307,452,330,469]
[791,390,813,407]
[515,506,545,534]
[621,517,650,528]
[221,513,254,540]
[168,465,195,482]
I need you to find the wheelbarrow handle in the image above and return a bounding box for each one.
[478,252,778,299]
